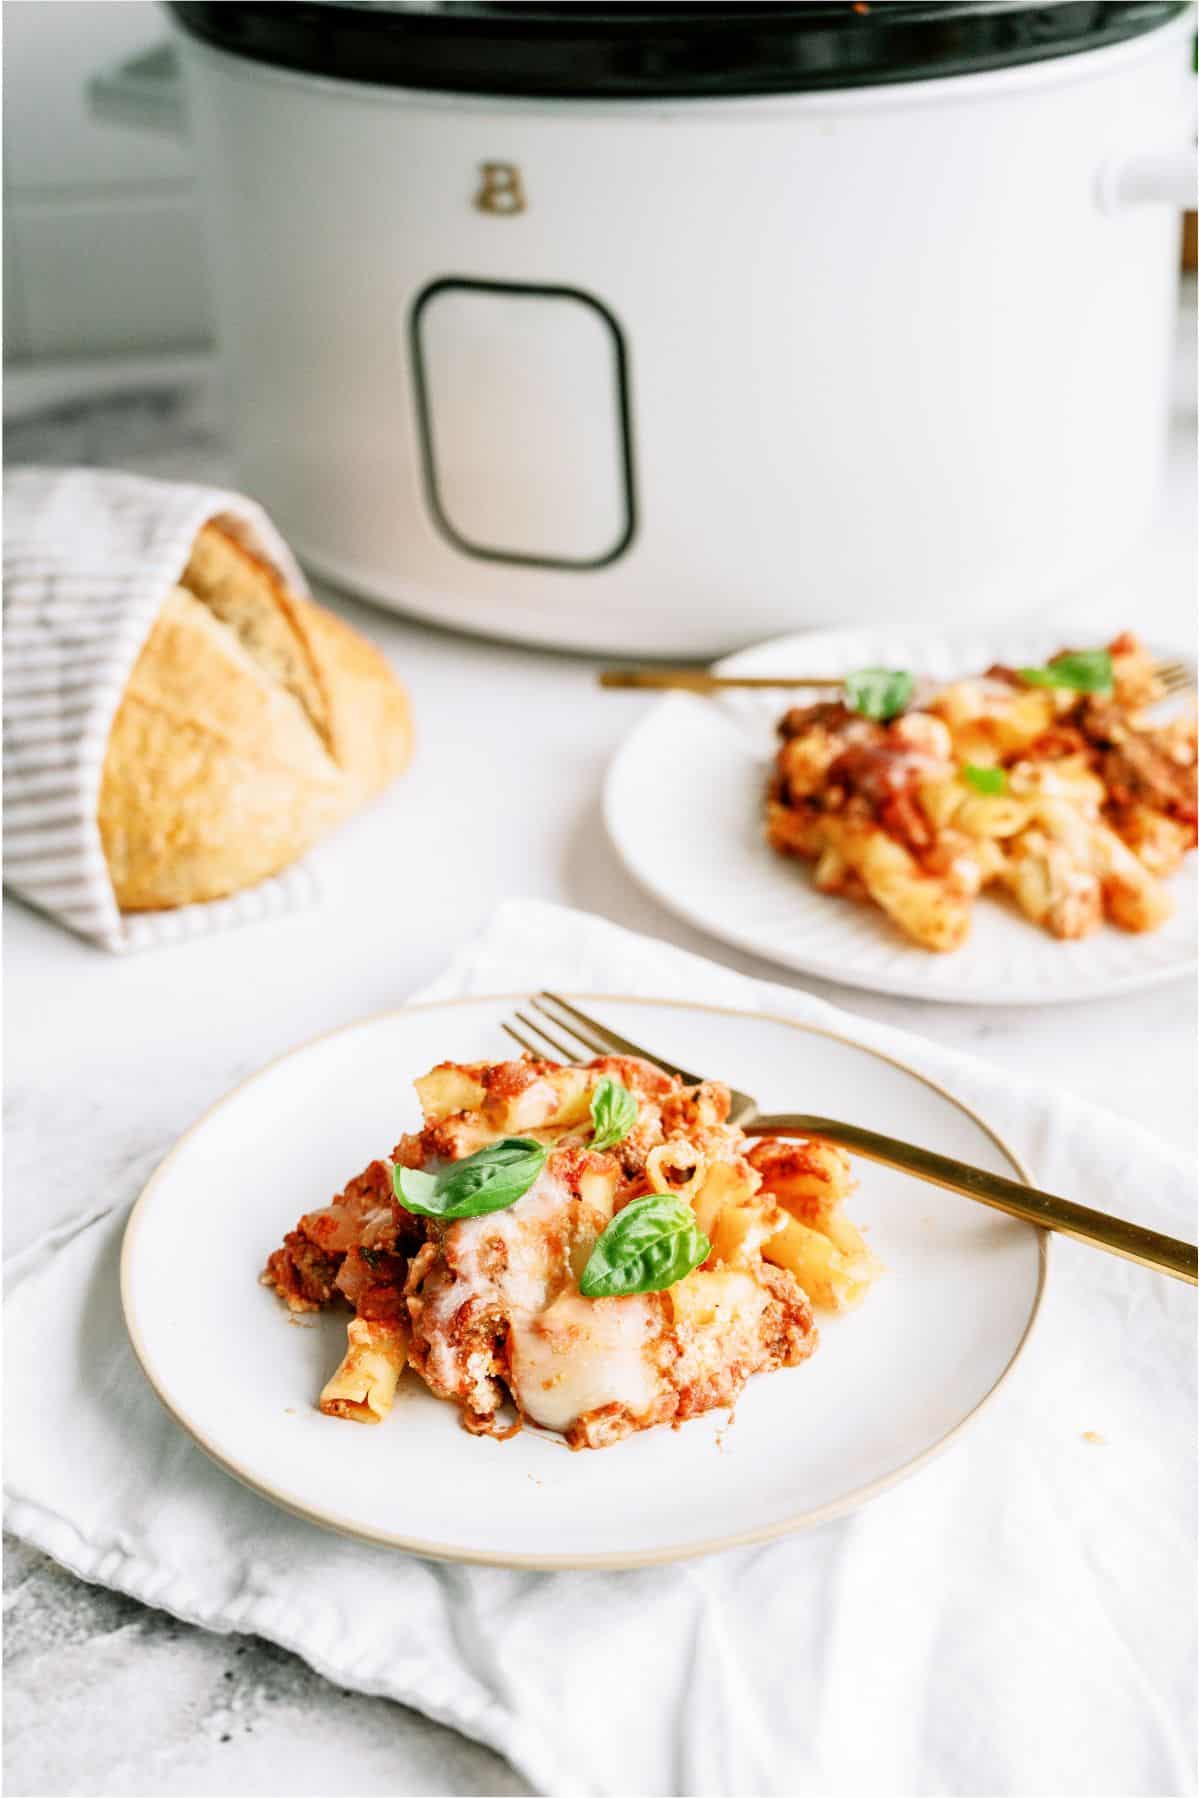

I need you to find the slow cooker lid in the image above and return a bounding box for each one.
[168,2,1190,98]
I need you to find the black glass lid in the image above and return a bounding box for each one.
[168,2,1190,98]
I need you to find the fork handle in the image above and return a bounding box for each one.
[747,1114,1198,1285]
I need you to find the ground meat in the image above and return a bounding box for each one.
[334,1246,411,1321]
[1028,723,1091,762]
[263,1230,341,1311]
[818,733,942,853]
[660,1081,732,1135]
[758,1262,820,1360]
[262,1156,416,1310]
[1082,701,1198,827]
[778,700,856,740]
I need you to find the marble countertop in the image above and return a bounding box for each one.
[4,294,1196,1796]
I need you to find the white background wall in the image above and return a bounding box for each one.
[4,0,213,362]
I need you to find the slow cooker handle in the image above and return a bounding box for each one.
[1098,148,1197,213]
[1097,69,1198,215]
[86,43,186,138]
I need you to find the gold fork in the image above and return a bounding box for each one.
[599,660,1195,696]
[502,992,1198,1287]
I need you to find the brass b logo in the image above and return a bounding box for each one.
[475,162,526,216]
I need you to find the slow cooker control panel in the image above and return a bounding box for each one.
[410,279,634,570]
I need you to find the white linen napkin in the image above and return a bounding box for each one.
[5,902,1196,1798]
[3,466,319,952]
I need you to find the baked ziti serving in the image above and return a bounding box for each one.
[263,1053,880,1448]
[766,633,1196,951]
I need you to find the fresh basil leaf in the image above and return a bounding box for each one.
[579,1194,710,1299]
[962,763,1007,796]
[392,1164,439,1210]
[844,666,914,722]
[1017,649,1113,694]
[392,1137,547,1220]
[590,1077,638,1152]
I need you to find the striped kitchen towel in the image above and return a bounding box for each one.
[3,465,320,952]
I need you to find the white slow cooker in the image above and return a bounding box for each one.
[144,5,1197,651]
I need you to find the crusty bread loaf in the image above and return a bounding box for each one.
[98,522,412,910]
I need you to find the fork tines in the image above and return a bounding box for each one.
[1156,661,1195,697]
[502,993,706,1089]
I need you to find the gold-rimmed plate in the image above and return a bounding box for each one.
[121,994,1046,1568]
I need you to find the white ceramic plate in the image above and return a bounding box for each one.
[605,627,1196,1005]
[122,994,1046,1568]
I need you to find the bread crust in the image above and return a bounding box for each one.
[294,595,413,803]
[98,526,412,910]
[180,521,333,749]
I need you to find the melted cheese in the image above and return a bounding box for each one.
[415,1160,662,1431]
[417,1171,566,1397]
[509,1290,656,1432]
